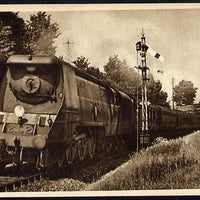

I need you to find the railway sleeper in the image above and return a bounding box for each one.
[0,173,43,192]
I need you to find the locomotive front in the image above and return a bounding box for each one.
[0,55,63,169]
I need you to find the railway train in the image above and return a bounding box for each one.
[0,54,199,170]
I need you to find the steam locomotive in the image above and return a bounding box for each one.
[0,55,199,170]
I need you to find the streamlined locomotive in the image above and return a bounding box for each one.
[0,55,135,169]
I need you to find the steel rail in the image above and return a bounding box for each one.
[0,172,44,192]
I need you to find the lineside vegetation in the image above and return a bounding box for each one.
[86,131,200,190]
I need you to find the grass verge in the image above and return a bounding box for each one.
[85,131,200,190]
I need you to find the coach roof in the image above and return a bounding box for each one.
[7,55,60,65]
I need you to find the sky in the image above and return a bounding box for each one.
[18,6,200,104]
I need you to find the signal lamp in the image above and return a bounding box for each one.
[136,41,141,51]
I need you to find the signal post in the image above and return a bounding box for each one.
[136,30,150,148]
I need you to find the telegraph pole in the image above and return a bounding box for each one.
[172,77,175,110]
[136,30,150,148]
[65,39,73,63]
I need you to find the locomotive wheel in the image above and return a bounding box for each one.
[88,134,96,159]
[65,144,76,165]
[77,138,87,161]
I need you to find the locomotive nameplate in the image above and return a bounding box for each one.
[5,123,34,135]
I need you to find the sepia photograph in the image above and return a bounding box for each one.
[0,4,199,196]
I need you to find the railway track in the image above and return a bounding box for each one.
[13,149,131,192]
[0,148,131,192]
[0,172,44,192]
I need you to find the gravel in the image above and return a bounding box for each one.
[15,178,87,192]
[13,150,130,192]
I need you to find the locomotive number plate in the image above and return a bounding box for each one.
[5,124,34,135]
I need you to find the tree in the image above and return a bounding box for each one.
[86,66,105,80]
[0,12,60,58]
[0,12,28,82]
[72,56,90,70]
[0,12,27,60]
[104,55,170,108]
[147,74,170,108]
[104,55,139,99]
[173,80,198,105]
[26,12,60,56]
[73,56,105,79]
